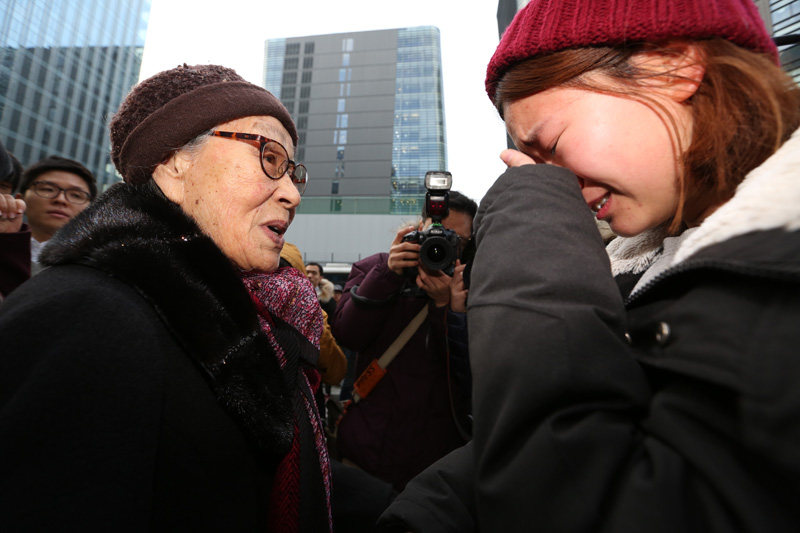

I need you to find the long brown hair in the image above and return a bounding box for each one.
[494,39,800,233]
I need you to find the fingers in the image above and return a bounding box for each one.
[388,225,421,275]
[0,194,25,234]
[500,148,537,168]
[0,194,25,219]
[392,225,417,245]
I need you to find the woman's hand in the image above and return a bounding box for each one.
[417,266,452,308]
[387,225,421,276]
[449,260,468,313]
[0,194,25,234]
[500,149,537,168]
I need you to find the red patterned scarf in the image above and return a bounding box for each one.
[240,266,332,532]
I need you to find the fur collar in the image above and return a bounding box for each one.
[317,278,335,304]
[40,182,294,457]
[608,128,800,275]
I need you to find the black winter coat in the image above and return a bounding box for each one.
[378,129,800,532]
[0,183,299,531]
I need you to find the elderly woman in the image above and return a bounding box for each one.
[0,64,330,531]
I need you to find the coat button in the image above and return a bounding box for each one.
[624,332,633,345]
[655,322,672,345]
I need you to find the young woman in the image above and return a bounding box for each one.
[378,0,800,531]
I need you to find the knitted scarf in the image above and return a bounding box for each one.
[240,266,332,533]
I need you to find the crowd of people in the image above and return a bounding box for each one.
[1,0,800,530]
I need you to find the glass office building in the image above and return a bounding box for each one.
[264,27,447,215]
[0,0,150,189]
[769,0,800,79]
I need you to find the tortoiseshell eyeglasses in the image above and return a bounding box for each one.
[209,131,308,195]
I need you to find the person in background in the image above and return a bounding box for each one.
[333,283,343,303]
[0,145,22,195]
[307,261,338,320]
[16,156,98,273]
[333,190,477,492]
[0,141,26,299]
[378,0,800,531]
[0,64,331,531]
[0,155,96,298]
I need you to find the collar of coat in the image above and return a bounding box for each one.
[39,182,294,458]
[608,127,800,277]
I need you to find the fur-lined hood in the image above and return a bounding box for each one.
[317,277,335,304]
[39,182,294,457]
[608,128,800,277]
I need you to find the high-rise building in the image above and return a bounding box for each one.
[264,27,448,263]
[0,0,151,189]
[765,0,800,79]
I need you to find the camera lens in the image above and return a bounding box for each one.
[419,236,456,270]
[426,245,446,263]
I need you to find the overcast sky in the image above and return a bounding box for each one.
[139,0,510,204]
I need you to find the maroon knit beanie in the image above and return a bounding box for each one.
[486,0,779,102]
[110,64,298,184]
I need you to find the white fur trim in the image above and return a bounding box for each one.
[673,128,800,265]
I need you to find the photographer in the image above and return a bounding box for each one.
[332,180,476,492]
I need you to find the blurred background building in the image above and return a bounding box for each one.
[265,27,447,263]
[0,0,151,190]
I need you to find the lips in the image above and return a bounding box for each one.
[265,220,288,236]
[591,194,609,213]
[47,210,71,219]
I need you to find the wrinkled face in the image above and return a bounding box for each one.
[306,264,321,287]
[163,115,301,272]
[22,170,92,241]
[504,78,692,237]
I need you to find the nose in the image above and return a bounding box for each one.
[276,171,302,208]
[53,189,70,204]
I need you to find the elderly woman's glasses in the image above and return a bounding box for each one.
[210,131,308,195]
[29,181,91,205]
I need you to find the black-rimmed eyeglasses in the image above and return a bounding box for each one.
[209,131,308,195]
[29,181,91,205]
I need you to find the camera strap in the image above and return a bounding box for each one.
[350,304,429,404]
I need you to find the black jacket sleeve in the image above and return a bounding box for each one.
[468,165,651,531]
[377,442,476,533]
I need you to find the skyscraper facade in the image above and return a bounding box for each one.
[0,0,150,189]
[767,0,800,79]
[264,27,447,217]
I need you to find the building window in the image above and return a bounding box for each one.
[303,56,314,69]
[299,100,309,113]
[297,115,308,129]
[285,57,299,70]
[337,147,345,160]
[282,86,296,99]
[342,53,350,66]
[286,43,300,55]
[302,71,312,83]
[282,71,297,84]
[332,179,339,194]
[300,85,311,98]
[337,98,346,112]
[304,42,315,54]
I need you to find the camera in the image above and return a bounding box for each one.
[402,171,460,277]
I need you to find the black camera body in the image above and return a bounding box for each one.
[402,224,460,277]
[402,171,459,278]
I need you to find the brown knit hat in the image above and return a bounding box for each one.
[486,0,779,102]
[110,64,297,184]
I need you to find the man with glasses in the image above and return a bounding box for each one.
[0,155,96,298]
